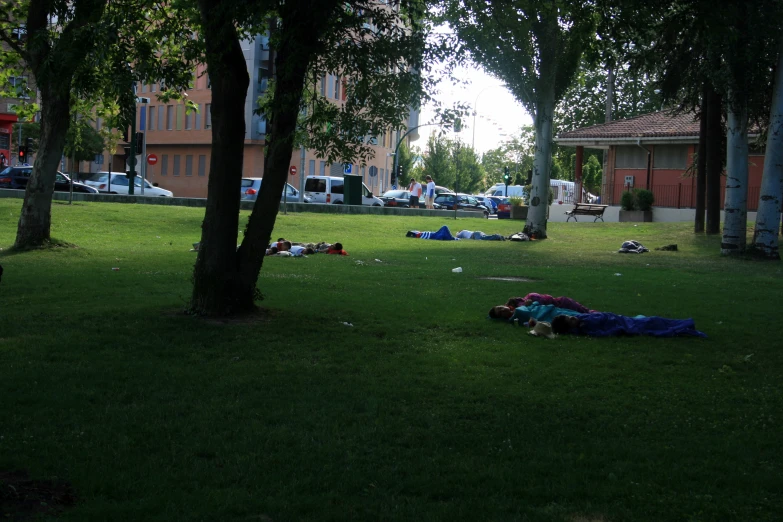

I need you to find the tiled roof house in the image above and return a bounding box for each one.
[555,111,764,208]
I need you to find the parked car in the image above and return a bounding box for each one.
[476,195,497,214]
[304,176,384,206]
[434,193,490,217]
[379,189,441,209]
[492,196,512,219]
[84,171,173,197]
[240,178,311,203]
[0,166,98,193]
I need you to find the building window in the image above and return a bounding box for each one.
[9,76,30,99]
[173,155,181,176]
[257,117,266,135]
[148,107,156,131]
[161,155,168,175]
[198,155,207,176]
[319,161,326,175]
[205,104,212,129]
[615,146,648,169]
[334,75,340,99]
[141,83,147,93]
[151,83,157,93]
[185,110,192,130]
[327,75,333,98]
[166,105,173,130]
[653,145,688,169]
[158,106,165,130]
[195,107,201,130]
[320,76,326,96]
[185,154,193,176]
[176,105,183,130]
[309,159,315,177]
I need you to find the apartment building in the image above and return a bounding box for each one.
[94,34,421,198]
[0,28,32,169]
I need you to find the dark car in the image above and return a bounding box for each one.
[0,166,98,193]
[380,189,441,209]
[434,193,490,217]
[379,189,413,208]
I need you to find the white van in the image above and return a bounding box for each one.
[490,179,583,204]
[491,185,528,201]
[304,176,384,206]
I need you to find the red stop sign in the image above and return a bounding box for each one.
[147,154,158,165]
[289,165,297,176]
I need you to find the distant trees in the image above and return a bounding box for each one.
[422,134,484,193]
[441,0,596,238]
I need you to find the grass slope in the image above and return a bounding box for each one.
[0,200,781,522]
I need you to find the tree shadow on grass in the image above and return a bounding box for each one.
[0,470,76,521]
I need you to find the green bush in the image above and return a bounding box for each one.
[635,189,655,211]
[508,196,526,207]
[620,191,635,211]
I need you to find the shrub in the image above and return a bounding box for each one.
[635,189,655,211]
[508,196,525,207]
[621,191,635,211]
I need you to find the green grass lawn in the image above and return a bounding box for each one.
[0,199,781,522]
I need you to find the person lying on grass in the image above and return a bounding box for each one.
[489,300,584,324]
[549,313,707,338]
[506,293,595,314]
[326,242,349,256]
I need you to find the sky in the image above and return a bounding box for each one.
[416,61,533,156]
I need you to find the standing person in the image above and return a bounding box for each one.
[425,175,436,209]
[408,177,422,208]
[0,153,6,169]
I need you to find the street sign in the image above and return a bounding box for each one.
[289,165,297,176]
[147,154,158,165]
[344,163,352,174]
[369,166,378,178]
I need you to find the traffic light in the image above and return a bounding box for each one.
[503,166,510,185]
[18,145,26,163]
[135,132,144,154]
[25,137,33,156]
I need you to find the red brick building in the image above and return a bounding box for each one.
[555,111,765,209]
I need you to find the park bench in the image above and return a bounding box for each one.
[565,202,608,222]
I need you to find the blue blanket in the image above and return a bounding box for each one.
[572,312,707,338]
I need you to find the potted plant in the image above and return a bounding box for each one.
[619,189,654,222]
[508,196,528,220]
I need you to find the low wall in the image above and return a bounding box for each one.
[0,190,756,223]
[0,190,487,219]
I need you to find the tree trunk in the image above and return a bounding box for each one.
[523,90,555,239]
[751,33,783,259]
[14,85,71,248]
[705,90,722,234]
[188,0,251,315]
[694,84,708,233]
[237,9,326,295]
[605,65,614,123]
[189,0,340,316]
[721,100,749,255]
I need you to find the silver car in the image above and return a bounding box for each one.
[241,178,310,203]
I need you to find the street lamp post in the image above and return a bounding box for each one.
[391,122,451,196]
[471,84,506,151]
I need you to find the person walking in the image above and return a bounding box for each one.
[425,175,436,209]
[408,178,422,208]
